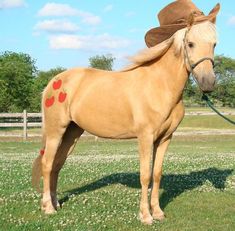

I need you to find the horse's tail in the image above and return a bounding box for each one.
[32,153,43,193]
[32,92,47,193]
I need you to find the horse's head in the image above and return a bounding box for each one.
[183,21,217,93]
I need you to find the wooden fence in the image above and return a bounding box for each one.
[0,110,41,140]
[1,110,235,140]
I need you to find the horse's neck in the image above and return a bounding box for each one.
[150,46,189,102]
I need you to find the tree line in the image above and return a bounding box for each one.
[0,51,234,112]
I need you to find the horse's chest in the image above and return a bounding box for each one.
[156,104,185,139]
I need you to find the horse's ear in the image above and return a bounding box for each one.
[187,13,195,27]
[210,17,216,24]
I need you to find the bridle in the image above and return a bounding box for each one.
[183,27,215,90]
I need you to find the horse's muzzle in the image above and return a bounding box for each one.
[199,73,216,93]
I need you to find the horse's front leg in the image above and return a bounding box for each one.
[151,136,172,221]
[138,133,154,225]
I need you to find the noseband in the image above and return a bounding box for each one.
[190,57,215,70]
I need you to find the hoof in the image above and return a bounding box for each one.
[41,201,57,214]
[152,212,165,221]
[139,212,153,225]
[44,207,57,215]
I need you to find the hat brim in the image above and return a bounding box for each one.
[145,3,220,47]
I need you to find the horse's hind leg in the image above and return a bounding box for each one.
[50,122,84,208]
[41,125,67,214]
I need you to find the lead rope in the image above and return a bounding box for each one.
[183,29,235,126]
[201,94,235,125]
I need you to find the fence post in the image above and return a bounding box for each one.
[23,110,27,141]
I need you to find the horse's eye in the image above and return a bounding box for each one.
[188,42,194,48]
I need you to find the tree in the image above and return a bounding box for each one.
[89,54,115,71]
[183,77,197,106]
[0,51,37,112]
[212,55,235,107]
[29,67,66,112]
[0,80,10,112]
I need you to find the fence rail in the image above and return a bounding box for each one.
[1,110,235,140]
[0,110,42,140]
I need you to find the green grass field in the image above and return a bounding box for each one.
[0,134,234,231]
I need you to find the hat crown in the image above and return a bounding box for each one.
[145,0,220,47]
[158,0,203,26]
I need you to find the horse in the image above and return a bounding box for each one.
[32,20,217,225]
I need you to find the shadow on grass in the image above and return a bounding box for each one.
[59,167,233,209]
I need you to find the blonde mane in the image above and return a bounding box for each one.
[123,21,217,71]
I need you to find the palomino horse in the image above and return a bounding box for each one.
[32,21,217,224]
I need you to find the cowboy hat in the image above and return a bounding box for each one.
[145,0,220,47]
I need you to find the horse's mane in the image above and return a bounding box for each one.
[122,37,174,71]
[122,21,217,71]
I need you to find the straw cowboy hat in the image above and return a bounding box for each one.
[145,0,220,47]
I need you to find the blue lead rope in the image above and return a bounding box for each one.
[201,94,235,125]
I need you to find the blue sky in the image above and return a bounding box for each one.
[0,0,234,71]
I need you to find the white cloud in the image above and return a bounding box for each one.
[38,3,78,16]
[49,35,83,49]
[103,4,113,12]
[37,2,101,26]
[228,16,235,26]
[34,20,79,33]
[0,0,26,8]
[49,33,130,50]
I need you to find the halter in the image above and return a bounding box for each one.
[183,28,235,126]
[183,27,215,91]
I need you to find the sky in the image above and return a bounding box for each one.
[0,0,235,71]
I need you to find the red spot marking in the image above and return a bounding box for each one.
[53,79,62,90]
[40,149,45,155]
[58,91,67,103]
[45,96,55,108]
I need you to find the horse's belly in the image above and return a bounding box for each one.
[71,103,135,139]
[74,116,136,139]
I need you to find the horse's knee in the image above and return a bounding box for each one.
[140,172,151,186]
[153,170,162,183]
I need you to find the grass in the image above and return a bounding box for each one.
[180,115,235,130]
[0,135,235,231]
[185,107,235,113]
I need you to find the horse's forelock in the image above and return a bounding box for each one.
[190,21,217,44]
[173,21,217,55]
